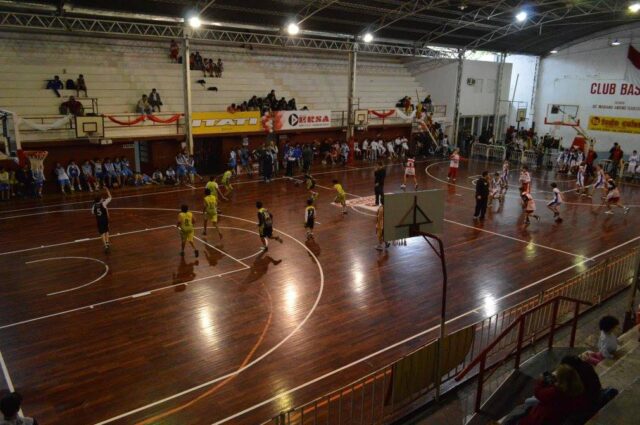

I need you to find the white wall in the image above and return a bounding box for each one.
[409,58,512,119]
[535,24,640,152]
[505,54,538,130]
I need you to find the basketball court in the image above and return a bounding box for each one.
[1,158,639,424]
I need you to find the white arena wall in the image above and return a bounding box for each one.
[535,24,640,153]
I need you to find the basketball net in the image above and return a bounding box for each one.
[25,151,48,172]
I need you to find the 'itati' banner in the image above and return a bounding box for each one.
[273,111,332,130]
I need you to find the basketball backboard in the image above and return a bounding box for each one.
[383,189,444,242]
[544,104,580,126]
[75,116,105,138]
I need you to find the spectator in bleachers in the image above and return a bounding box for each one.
[136,94,152,115]
[76,74,88,97]
[0,167,9,201]
[403,96,413,113]
[189,53,195,70]
[560,355,603,409]
[204,58,214,77]
[165,166,177,185]
[227,103,237,113]
[215,58,224,77]
[194,51,204,70]
[0,391,38,425]
[248,95,259,110]
[169,39,179,63]
[277,97,287,110]
[151,169,165,184]
[287,98,297,111]
[148,89,163,112]
[60,95,84,116]
[47,75,64,97]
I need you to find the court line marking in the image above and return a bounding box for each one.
[0,349,23,417]
[0,159,436,215]
[25,257,110,296]
[443,219,589,260]
[93,212,325,425]
[207,234,640,425]
[194,236,250,268]
[0,224,177,256]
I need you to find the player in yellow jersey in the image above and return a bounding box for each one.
[202,188,223,238]
[177,204,198,257]
[220,167,234,196]
[332,179,347,214]
[205,176,228,201]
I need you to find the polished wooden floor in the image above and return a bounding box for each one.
[1,157,640,425]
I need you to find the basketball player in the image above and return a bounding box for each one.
[519,165,531,194]
[220,167,234,196]
[547,182,563,223]
[590,164,606,200]
[205,176,227,201]
[604,178,630,215]
[54,162,73,194]
[304,174,318,198]
[177,204,199,257]
[575,162,587,196]
[202,188,222,238]
[522,191,539,225]
[332,179,347,214]
[304,198,316,240]
[256,201,283,251]
[500,160,510,193]
[91,187,112,252]
[401,154,418,190]
[489,172,501,204]
[447,148,460,182]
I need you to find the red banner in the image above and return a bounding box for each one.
[105,114,182,126]
[368,109,395,119]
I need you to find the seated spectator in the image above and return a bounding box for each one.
[267,89,276,104]
[204,58,214,77]
[560,355,603,410]
[0,167,9,201]
[46,75,64,97]
[248,95,259,110]
[169,39,179,63]
[148,89,163,112]
[136,94,152,115]
[60,95,84,116]
[583,315,621,365]
[503,364,588,425]
[423,94,432,105]
[76,74,87,97]
[165,166,177,185]
[215,58,223,77]
[0,391,38,425]
[227,103,237,113]
[403,96,413,113]
[287,98,297,111]
[151,169,164,185]
[301,105,309,110]
[189,53,195,70]
[134,172,152,186]
[277,97,287,110]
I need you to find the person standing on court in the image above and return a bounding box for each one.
[474,171,490,221]
[374,161,386,206]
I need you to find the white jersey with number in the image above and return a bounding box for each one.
[449,153,460,168]
[405,158,415,176]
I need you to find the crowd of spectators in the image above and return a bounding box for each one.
[227,89,302,114]
[395,94,433,113]
[47,74,88,98]
[135,89,163,114]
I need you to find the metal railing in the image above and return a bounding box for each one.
[266,245,640,425]
[470,142,506,162]
[455,296,592,413]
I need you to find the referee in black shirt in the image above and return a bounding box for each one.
[474,171,490,220]
[374,161,386,206]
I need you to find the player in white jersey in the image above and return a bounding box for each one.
[489,172,502,204]
[386,141,396,159]
[81,160,97,192]
[547,182,563,223]
[603,178,630,215]
[590,164,606,200]
[54,162,72,194]
[369,140,378,161]
[362,139,369,160]
[575,162,587,197]
[628,150,639,177]
[401,155,418,190]
[353,140,361,159]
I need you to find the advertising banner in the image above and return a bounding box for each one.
[192,111,261,135]
[588,115,640,135]
[273,110,332,131]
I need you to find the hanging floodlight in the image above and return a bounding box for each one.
[611,39,621,46]
[363,33,373,43]
[515,11,527,22]
[189,16,201,28]
[550,50,558,54]
[287,22,300,35]
[629,3,640,13]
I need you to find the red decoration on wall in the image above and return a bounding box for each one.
[368,109,396,119]
[105,114,183,126]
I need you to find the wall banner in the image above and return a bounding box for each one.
[273,110,332,131]
[588,115,640,135]
[192,111,261,135]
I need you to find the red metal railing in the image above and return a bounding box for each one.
[455,295,592,413]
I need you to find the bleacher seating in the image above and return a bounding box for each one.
[0,31,429,118]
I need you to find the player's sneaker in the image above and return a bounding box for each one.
[624,207,630,215]
[525,219,530,225]
[195,250,199,258]
[555,217,563,223]
[604,210,614,215]
[375,244,383,251]
[262,246,269,252]
[414,184,418,189]
[401,184,406,189]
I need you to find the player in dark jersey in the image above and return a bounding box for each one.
[91,187,112,252]
[256,201,283,251]
[304,197,316,240]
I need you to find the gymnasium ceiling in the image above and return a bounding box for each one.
[5,0,640,55]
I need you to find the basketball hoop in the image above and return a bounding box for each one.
[86,131,100,145]
[24,150,48,171]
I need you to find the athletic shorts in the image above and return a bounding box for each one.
[306,181,316,190]
[205,211,218,222]
[305,220,314,229]
[0,183,9,190]
[97,219,109,235]
[525,209,535,214]
[405,169,415,176]
[59,178,70,186]
[547,201,561,207]
[335,194,346,204]
[177,165,187,176]
[260,225,273,238]
[181,229,194,242]
[594,181,604,189]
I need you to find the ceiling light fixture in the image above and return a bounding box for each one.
[287,22,300,35]
[188,16,201,28]
[515,11,527,22]
[550,50,558,54]
[363,33,373,43]
[611,39,621,46]
[629,3,640,13]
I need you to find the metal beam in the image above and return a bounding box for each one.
[0,11,457,58]
[296,0,340,25]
